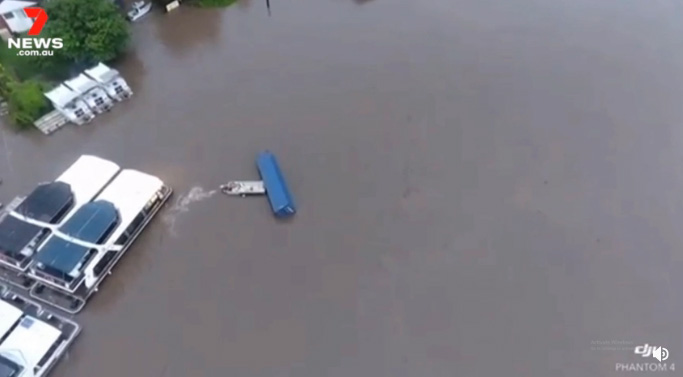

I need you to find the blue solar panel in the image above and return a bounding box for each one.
[34,238,89,277]
[59,201,119,243]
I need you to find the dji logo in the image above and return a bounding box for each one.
[634,344,669,362]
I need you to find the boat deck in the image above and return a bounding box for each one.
[220,181,266,196]
[34,110,70,135]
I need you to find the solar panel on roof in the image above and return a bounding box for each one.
[59,201,119,244]
[15,181,74,223]
[34,238,90,278]
[0,217,44,257]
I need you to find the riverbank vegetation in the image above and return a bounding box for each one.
[6,80,49,129]
[39,0,130,73]
[0,44,41,81]
[0,0,129,130]
[193,0,239,8]
[0,64,49,129]
[0,0,129,81]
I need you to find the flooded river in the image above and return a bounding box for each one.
[1,0,683,375]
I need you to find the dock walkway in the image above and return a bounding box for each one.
[33,110,69,135]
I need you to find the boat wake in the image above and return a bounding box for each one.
[162,186,216,236]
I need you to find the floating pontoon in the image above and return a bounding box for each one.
[221,151,296,218]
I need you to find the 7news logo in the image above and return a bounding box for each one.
[7,7,63,55]
[24,7,48,36]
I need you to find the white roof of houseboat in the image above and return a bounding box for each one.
[95,169,164,236]
[63,74,100,94]
[0,316,61,371]
[54,155,121,221]
[0,1,36,14]
[84,63,120,83]
[0,301,22,338]
[44,85,81,108]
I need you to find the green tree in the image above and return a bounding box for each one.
[0,63,16,98]
[193,0,239,7]
[7,80,49,129]
[42,0,129,67]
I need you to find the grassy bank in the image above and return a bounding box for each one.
[193,0,239,8]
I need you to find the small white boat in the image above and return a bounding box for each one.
[127,1,152,22]
[220,181,266,197]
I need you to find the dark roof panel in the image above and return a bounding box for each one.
[59,201,118,243]
[0,216,44,256]
[0,355,21,377]
[34,238,89,277]
[14,182,74,223]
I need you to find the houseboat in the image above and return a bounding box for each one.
[63,74,114,114]
[43,85,94,126]
[0,156,120,290]
[29,170,172,313]
[83,63,133,101]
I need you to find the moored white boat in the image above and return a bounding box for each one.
[127,1,152,22]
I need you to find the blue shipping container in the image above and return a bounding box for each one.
[256,151,297,217]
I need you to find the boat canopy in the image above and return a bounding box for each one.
[33,238,89,279]
[14,181,73,223]
[35,201,119,279]
[0,217,44,257]
[256,151,296,218]
[59,201,119,242]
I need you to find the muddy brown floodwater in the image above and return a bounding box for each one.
[1,0,683,376]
